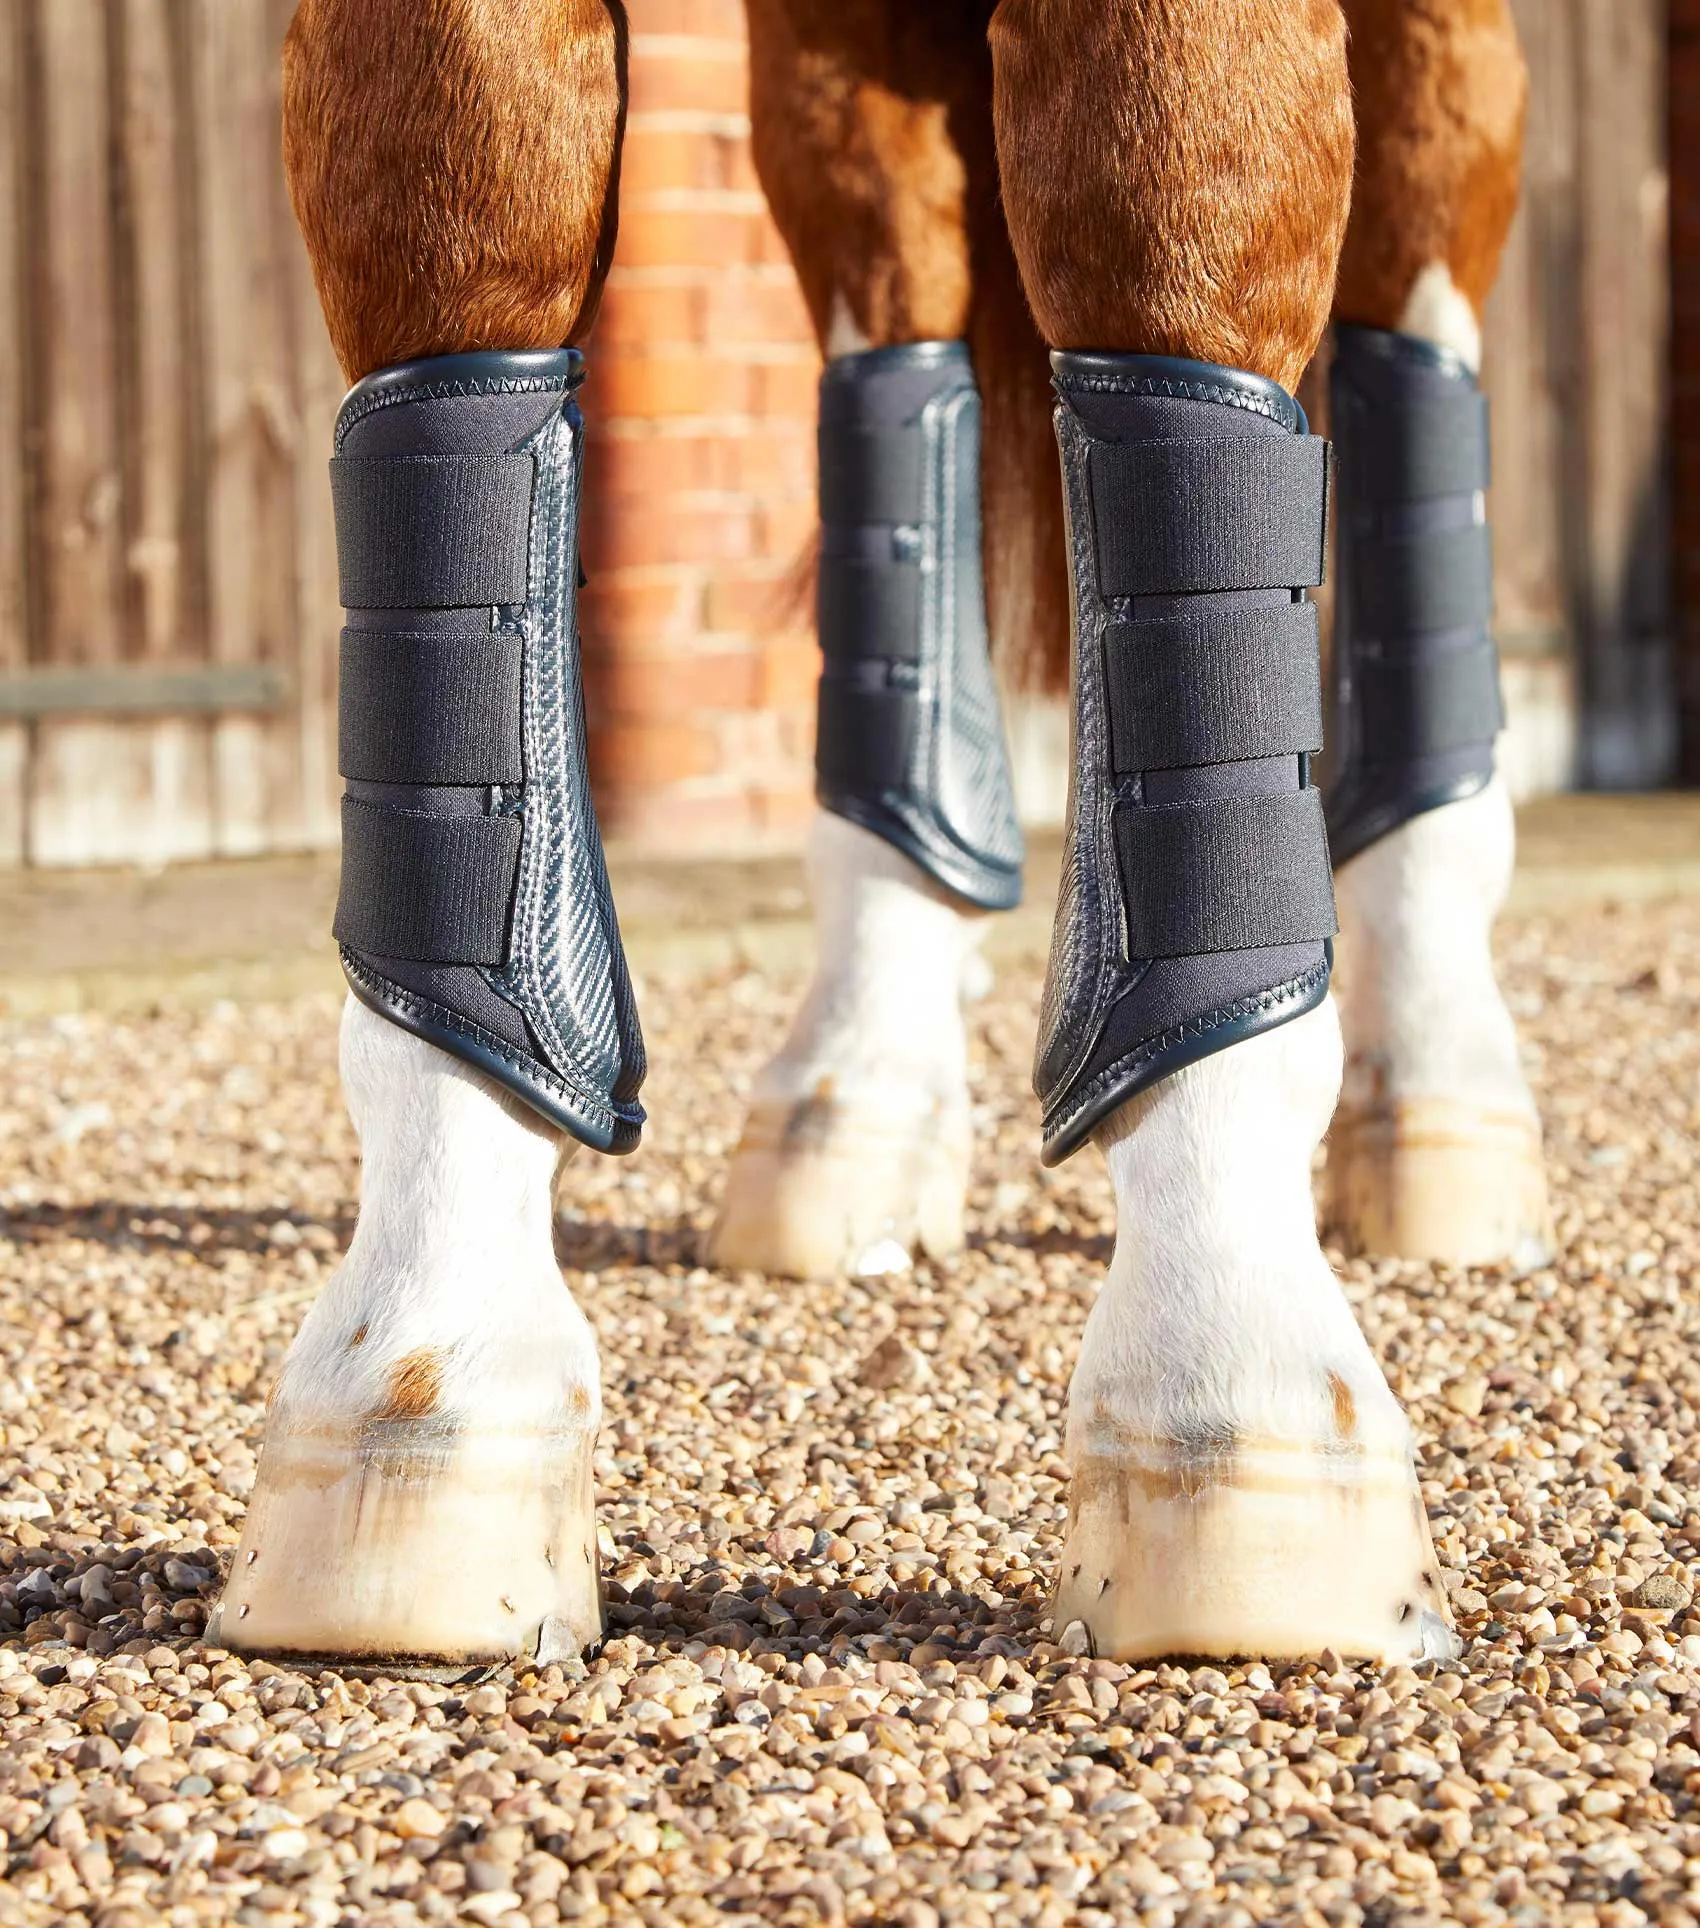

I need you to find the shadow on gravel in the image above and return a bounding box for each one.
[0,1201,354,1255]
[553,1217,703,1273]
[968,1225,1113,1267]
[605,1570,1048,1658]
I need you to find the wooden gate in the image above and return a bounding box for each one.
[0,0,1678,868]
[0,0,343,868]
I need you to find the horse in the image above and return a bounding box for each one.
[205,0,1542,1669]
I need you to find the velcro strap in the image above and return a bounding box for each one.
[1356,640,1504,758]
[1350,384,1489,504]
[1115,788,1338,957]
[818,425,923,526]
[339,631,524,785]
[332,454,534,609]
[1088,435,1329,596]
[1352,523,1492,637]
[1106,604,1323,773]
[816,679,918,791]
[818,554,922,662]
[333,798,522,964]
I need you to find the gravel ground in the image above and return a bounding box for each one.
[0,899,1699,1926]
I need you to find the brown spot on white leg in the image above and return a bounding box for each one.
[375,1348,444,1422]
[349,1322,369,1349]
[1328,1371,1358,1441]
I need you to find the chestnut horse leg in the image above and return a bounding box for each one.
[713,1,1057,1278]
[991,0,1455,1661]
[209,0,626,1666]
[1325,0,1550,1264]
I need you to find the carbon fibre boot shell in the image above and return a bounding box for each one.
[1035,353,1338,1165]
[330,348,645,1155]
[1323,325,1503,866]
[814,342,1024,912]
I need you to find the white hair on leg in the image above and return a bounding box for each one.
[1055,1003,1457,1663]
[1329,775,1550,1263]
[1398,260,1482,373]
[712,810,988,1278]
[210,998,602,1665]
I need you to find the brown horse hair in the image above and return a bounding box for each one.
[1335,0,1528,330]
[745,0,1069,695]
[283,0,627,383]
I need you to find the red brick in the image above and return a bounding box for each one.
[593,499,761,570]
[595,349,761,418]
[619,125,759,197]
[703,275,816,347]
[592,721,719,788]
[576,572,702,643]
[703,562,812,635]
[598,784,764,851]
[593,280,708,348]
[593,646,763,721]
[753,359,822,417]
[756,497,818,564]
[758,634,821,710]
[615,207,772,273]
[628,0,747,35]
[626,49,748,118]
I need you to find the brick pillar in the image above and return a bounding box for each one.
[579,0,822,852]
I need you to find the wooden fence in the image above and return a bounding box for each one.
[0,0,1678,868]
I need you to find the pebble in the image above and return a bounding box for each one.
[0,905,1698,1921]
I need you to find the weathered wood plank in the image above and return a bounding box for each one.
[1573,0,1673,786]
[188,0,301,855]
[0,1,28,860]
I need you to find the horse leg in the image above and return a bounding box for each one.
[1324,0,1549,1265]
[991,0,1456,1660]
[713,1,1054,1279]
[210,0,634,1665]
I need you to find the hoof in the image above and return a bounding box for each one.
[1054,1441,1458,1664]
[710,1090,968,1279]
[210,1418,601,1667]
[1327,1098,1552,1266]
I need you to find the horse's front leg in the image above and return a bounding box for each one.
[991,0,1456,1661]
[1324,0,1551,1265]
[711,4,1044,1278]
[210,0,636,1665]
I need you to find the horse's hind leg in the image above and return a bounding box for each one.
[992,0,1455,1662]
[1324,0,1551,1265]
[211,0,631,1667]
[712,1,1046,1279]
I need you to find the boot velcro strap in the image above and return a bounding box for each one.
[1106,603,1323,773]
[1349,383,1489,503]
[818,424,924,526]
[1353,523,1492,637]
[333,798,522,964]
[331,454,535,609]
[818,554,923,663]
[1115,789,1338,957]
[816,678,918,792]
[338,630,524,785]
[1088,435,1329,596]
[1355,638,1505,757]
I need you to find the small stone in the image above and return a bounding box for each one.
[1443,1375,1489,1417]
[858,1335,930,1392]
[392,1798,447,1839]
[1625,1574,1691,1611]
[1059,1620,1093,1656]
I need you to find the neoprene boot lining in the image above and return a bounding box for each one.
[330,348,646,1155]
[1035,352,1337,1165]
[814,342,1024,911]
[1323,324,1503,867]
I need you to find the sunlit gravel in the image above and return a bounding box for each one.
[0,900,1698,1925]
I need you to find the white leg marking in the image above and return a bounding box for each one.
[211,998,602,1663]
[825,294,873,360]
[712,810,988,1278]
[1056,1004,1455,1662]
[1330,777,1551,1264]
[1397,261,1482,372]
